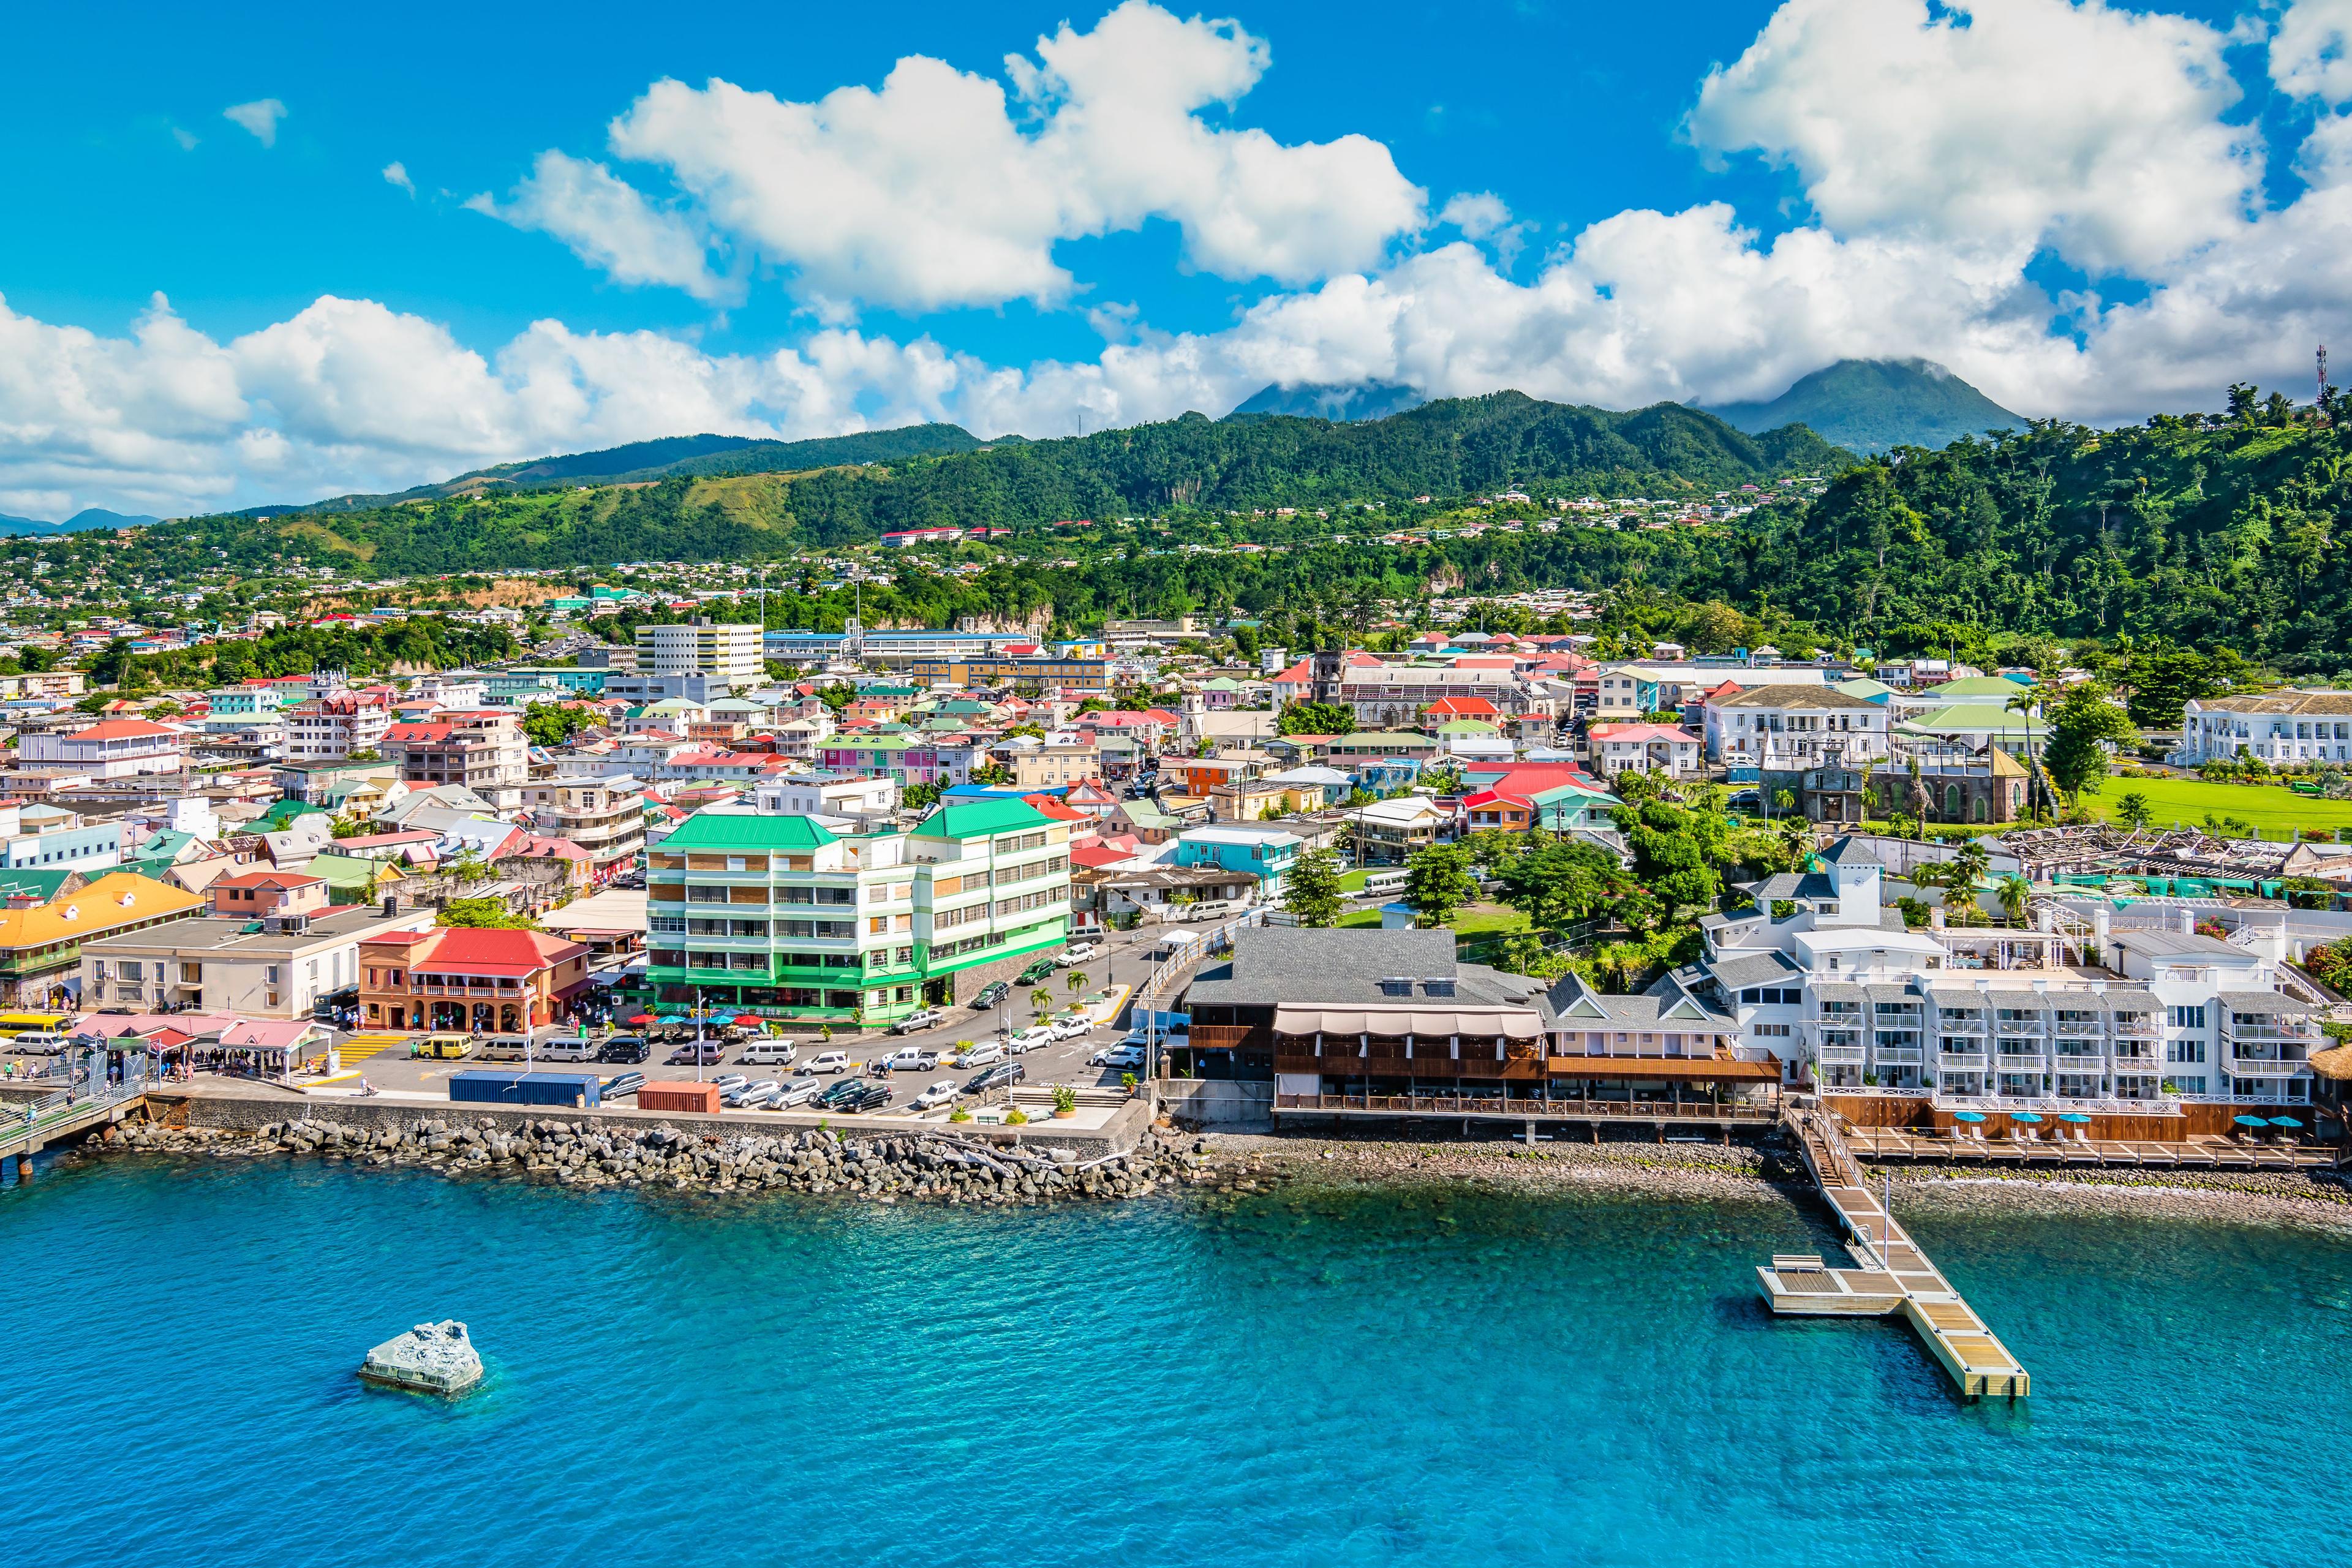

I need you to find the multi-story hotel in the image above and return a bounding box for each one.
[523,775,647,881]
[1698,838,2328,1110]
[635,619,766,690]
[641,798,1071,1027]
[284,690,392,762]
[383,709,530,807]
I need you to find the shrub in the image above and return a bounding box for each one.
[1052,1085,1078,1114]
[1006,1107,1030,1125]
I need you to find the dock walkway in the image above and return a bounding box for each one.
[0,1086,143,1164]
[1758,1107,2030,1399]
[1842,1125,2339,1170]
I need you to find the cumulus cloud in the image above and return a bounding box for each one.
[382,161,415,196]
[1690,0,2257,276]
[24,0,2352,518]
[2273,0,2352,101]
[468,150,733,303]
[491,0,1423,314]
[222,98,287,147]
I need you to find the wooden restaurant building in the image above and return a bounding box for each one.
[1182,929,1782,1129]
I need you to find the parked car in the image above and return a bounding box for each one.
[817,1076,875,1109]
[1049,1016,1093,1041]
[963,1062,1025,1096]
[958,1039,1009,1067]
[475,1037,529,1063]
[1017,958,1057,985]
[538,1036,595,1063]
[595,1036,651,1063]
[600,1072,646,1100]
[407,1034,472,1061]
[890,1008,945,1035]
[723,1079,780,1107]
[969,981,1009,1011]
[909,1078,959,1111]
[737,1039,799,1065]
[666,1042,725,1066]
[1060,941,1102,964]
[774,1079,823,1108]
[837,1080,895,1114]
[6,1031,66,1057]
[711,1073,750,1095]
[881,1046,939,1073]
[1089,1042,1147,1068]
[796,1050,851,1076]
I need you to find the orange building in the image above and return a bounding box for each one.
[358,926,590,1033]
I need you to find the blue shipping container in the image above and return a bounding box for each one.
[448,1070,603,1109]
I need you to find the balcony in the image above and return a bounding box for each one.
[2221,1022,2319,1044]
[1933,1015,1987,1036]
[1817,1045,1865,1066]
[1996,1052,2047,1072]
[1996,1017,2047,1036]
[1935,1051,1988,1071]
[2110,1017,2158,1038]
[2227,1054,2310,1077]
[1872,1046,1922,1066]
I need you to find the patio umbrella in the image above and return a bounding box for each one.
[2269,1116,2304,1128]
[2008,1111,2043,1123]
[2057,1113,2093,1124]
[1953,1110,1986,1123]
[2233,1115,2271,1128]
[627,1013,657,1025]
[706,1014,737,1027]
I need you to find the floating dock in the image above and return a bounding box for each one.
[1758,1108,2030,1399]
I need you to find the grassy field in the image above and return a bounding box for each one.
[1338,901,1528,936]
[2088,774,2352,839]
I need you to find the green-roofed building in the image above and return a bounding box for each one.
[1324,730,1441,760]
[1929,676,2037,699]
[643,802,1070,1026]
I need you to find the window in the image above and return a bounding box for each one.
[1755,1022,1792,1038]
[2172,1075,2207,1094]
[2168,1004,2207,1030]
[2167,1041,2207,1063]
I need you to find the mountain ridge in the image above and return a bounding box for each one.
[1704,358,2024,454]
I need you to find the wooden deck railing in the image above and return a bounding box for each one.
[1275,1093,1774,1120]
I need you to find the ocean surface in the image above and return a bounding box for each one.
[6,1155,2348,1568]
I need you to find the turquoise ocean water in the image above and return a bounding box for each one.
[6,1156,2348,1567]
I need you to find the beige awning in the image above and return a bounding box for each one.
[1273,1005,1543,1039]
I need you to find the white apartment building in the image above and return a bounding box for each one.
[636,619,765,689]
[1332,665,1521,728]
[17,718,186,779]
[1706,685,1891,767]
[523,774,647,878]
[1596,663,1827,719]
[285,691,392,762]
[2176,692,2352,765]
[1585,722,1705,778]
[1698,839,2323,1108]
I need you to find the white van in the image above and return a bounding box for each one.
[8,1030,66,1056]
[739,1039,799,1066]
[537,1036,595,1063]
[475,1036,530,1062]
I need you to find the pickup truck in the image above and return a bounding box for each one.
[881,1046,939,1073]
[890,1008,945,1035]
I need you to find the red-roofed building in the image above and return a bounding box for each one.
[358,925,590,1033]
[18,718,184,778]
[1425,696,1501,718]
[382,709,529,805]
[208,870,330,920]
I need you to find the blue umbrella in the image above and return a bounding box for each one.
[2009,1111,2043,1123]
[2233,1115,2270,1128]
[2269,1116,2304,1128]
[2058,1113,2092,1124]
[1953,1110,1986,1123]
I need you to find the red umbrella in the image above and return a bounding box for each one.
[627,1012,658,1025]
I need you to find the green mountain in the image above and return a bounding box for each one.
[270,424,988,514]
[1706,358,2024,454]
[0,507,159,535]
[1230,381,1427,421]
[151,392,1851,577]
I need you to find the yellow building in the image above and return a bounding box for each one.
[0,872,205,1008]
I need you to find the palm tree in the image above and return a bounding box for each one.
[1996,872,2032,926]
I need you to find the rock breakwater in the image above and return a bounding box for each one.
[94,1114,1212,1205]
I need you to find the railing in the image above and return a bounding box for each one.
[2222,1024,2320,1044]
[2226,1055,2310,1076]
[1995,1053,2046,1071]
[1996,1019,2046,1035]
[1872,1047,1922,1066]
[1817,1047,1865,1065]
[1274,1093,1773,1121]
[1935,1052,1988,1070]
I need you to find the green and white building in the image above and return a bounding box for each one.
[643,799,1071,1025]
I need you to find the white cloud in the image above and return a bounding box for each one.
[382,161,415,196]
[2273,0,2352,100]
[467,151,732,303]
[222,98,287,148]
[495,0,1425,314]
[171,126,198,151]
[1438,193,1511,240]
[1689,0,2256,276]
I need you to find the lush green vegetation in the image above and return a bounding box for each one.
[1708,358,2023,454]
[2084,774,2352,838]
[91,619,521,693]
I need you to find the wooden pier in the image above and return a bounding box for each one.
[1758,1107,2030,1399]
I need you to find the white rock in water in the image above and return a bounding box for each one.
[358,1319,483,1395]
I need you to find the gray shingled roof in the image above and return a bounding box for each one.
[1705,950,1804,990]
[1186,927,1540,1008]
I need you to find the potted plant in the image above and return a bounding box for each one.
[1006,1106,1030,1125]
[1120,1072,1139,1095]
[1052,1085,1078,1118]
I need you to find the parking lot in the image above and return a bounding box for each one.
[2,926,1180,1122]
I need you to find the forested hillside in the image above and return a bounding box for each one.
[153,393,1848,575]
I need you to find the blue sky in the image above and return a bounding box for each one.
[4,0,2350,518]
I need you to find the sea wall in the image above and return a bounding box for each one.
[161,1088,1151,1161]
[1159,1077,1273,1128]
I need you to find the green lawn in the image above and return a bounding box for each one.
[2089,774,2352,839]
[1339,900,1528,937]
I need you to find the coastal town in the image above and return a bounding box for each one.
[0,580,2344,1188]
